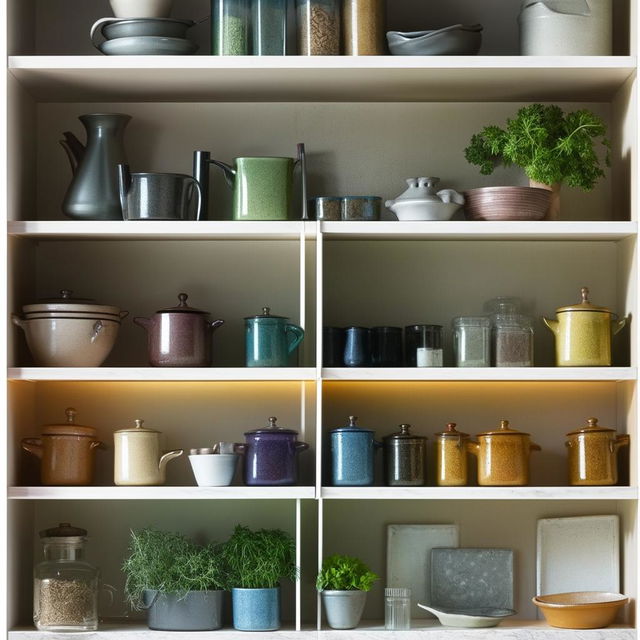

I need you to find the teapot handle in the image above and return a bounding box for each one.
[185,176,203,221]
[295,442,309,452]
[465,440,480,456]
[21,438,43,459]
[530,441,542,452]
[208,319,225,332]
[285,324,305,354]
[611,434,630,453]
[613,316,627,336]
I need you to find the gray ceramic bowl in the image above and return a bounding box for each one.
[99,36,198,55]
[387,24,483,56]
[91,17,194,45]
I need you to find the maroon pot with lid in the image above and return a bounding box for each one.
[134,293,224,366]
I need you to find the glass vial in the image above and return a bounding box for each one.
[385,587,411,630]
[404,324,443,367]
[453,316,491,367]
[212,0,250,55]
[493,314,534,367]
[296,0,341,55]
[343,0,386,55]
[252,0,287,55]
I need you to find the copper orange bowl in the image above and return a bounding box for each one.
[532,592,628,629]
[464,186,551,221]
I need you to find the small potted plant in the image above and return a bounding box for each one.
[122,528,225,631]
[221,524,297,631]
[464,103,610,219]
[316,554,379,629]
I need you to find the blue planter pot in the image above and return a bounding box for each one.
[232,587,280,631]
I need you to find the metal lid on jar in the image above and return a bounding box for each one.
[157,292,208,314]
[23,289,121,317]
[434,422,469,439]
[115,419,160,434]
[189,447,218,455]
[244,306,289,320]
[566,417,617,436]
[331,415,374,434]
[477,419,530,437]
[39,522,87,539]
[555,287,613,314]
[41,408,98,437]
[384,424,426,442]
[245,416,299,436]
[452,316,491,327]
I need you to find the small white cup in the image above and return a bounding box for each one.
[189,453,238,487]
[109,0,173,18]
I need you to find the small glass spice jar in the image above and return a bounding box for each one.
[405,324,443,367]
[371,326,403,366]
[434,422,469,486]
[385,587,411,630]
[311,196,342,220]
[343,0,386,55]
[493,314,534,367]
[251,0,288,55]
[341,196,381,220]
[212,0,250,55]
[383,424,426,486]
[296,0,341,55]
[452,316,491,367]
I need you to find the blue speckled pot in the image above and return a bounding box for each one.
[331,416,382,486]
[232,587,280,631]
[245,307,304,367]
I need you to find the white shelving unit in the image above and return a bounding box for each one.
[3,0,639,638]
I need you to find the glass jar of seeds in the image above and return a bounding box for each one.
[252,0,288,55]
[296,0,341,55]
[343,0,386,55]
[453,316,491,367]
[493,313,534,367]
[34,523,99,631]
[212,0,250,55]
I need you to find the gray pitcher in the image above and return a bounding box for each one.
[60,113,131,220]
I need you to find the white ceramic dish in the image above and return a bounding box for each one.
[189,453,238,486]
[418,603,516,628]
[391,200,463,221]
[387,524,459,618]
[109,0,173,18]
[387,24,483,56]
[99,36,198,55]
[536,515,620,598]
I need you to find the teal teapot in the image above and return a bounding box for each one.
[245,307,304,367]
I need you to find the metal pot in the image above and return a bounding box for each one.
[543,287,626,366]
[238,416,308,486]
[21,407,105,485]
[134,293,224,367]
[434,422,469,487]
[113,419,182,485]
[383,423,426,486]
[330,416,382,486]
[12,289,128,366]
[244,307,304,367]
[466,419,541,486]
[566,417,630,486]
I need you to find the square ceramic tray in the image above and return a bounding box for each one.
[387,524,459,619]
[536,515,620,597]
[431,548,514,611]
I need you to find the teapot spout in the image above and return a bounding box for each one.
[59,131,86,175]
[542,317,559,334]
[159,449,183,474]
[209,159,236,188]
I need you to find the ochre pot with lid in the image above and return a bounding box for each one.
[466,419,541,486]
[22,408,104,485]
[566,417,630,486]
[434,422,469,487]
[543,287,626,366]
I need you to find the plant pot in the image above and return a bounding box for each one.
[142,589,223,631]
[231,587,280,631]
[321,589,368,629]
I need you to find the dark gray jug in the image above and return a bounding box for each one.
[60,113,131,220]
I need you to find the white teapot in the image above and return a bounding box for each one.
[385,177,464,221]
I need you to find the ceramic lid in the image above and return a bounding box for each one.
[189,447,218,455]
[245,416,299,436]
[477,419,530,437]
[157,293,208,314]
[555,287,613,314]
[40,522,87,539]
[384,423,426,442]
[41,408,97,437]
[23,289,121,316]
[392,177,441,203]
[434,422,469,438]
[244,306,288,320]
[115,419,160,434]
[566,417,617,436]
[331,416,374,434]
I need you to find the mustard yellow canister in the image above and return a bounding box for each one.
[543,287,626,366]
[434,422,469,486]
[466,419,541,486]
[566,417,630,486]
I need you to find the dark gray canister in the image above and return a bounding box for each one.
[330,416,381,486]
[383,424,426,486]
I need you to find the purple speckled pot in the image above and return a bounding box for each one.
[239,417,309,486]
[134,293,224,367]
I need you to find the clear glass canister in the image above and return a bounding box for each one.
[385,587,411,630]
[252,0,287,55]
[212,0,250,55]
[296,0,341,55]
[452,316,491,367]
[434,422,469,486]
[404,324,443,367]
[493,313,534,367]
[343,0,386,55]
[34,523,99,631]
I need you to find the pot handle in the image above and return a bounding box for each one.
[158,449,183,471]
[285,324,305,354]
[530,441,542,452]
[90,320,104,343]
[89,17,118,49]
[613,316,627,336]
[611,434,630,453]
[140,589,160,611]
[209,319,225,332]
[21,438,43,458]
[90,440,106,451]
[233,443,247,454]
[296,441,309,452]
[11,314,25,331]
[465,440,480,456]
[374,439,384,450]
[119,310,130,320]
[133,317,151,330]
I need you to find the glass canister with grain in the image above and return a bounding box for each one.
[296,0,341,55]
[343,0,386,55]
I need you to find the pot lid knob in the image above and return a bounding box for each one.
[348,416,358,427]
[135,419,144,429]
[399,423,411,435]
[268,416,278,429]
[60,289,73,299]
[178,293,189,307]
[500,420,510,430]
[65,407,77,424]
[581,287,590,303]
[262,307,271,316]
[446,422,457,432]
[587,417,599,427]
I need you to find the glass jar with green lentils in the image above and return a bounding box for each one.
[212,0,250,55]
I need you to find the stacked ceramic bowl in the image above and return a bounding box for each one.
[463,186,551,221]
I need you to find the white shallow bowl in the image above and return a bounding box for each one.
[189,453,238,486]
[418,603,516,628]
[390,200,463,221]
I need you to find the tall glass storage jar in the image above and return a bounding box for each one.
[252,0,288,55]
[212,0,250,55]
[493,314,534,367]
[34,524,99,632]
[453,316,491,367]
[343,0,386,55]
[296,0,341,55]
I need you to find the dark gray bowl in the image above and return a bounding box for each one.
[387,24,483,56]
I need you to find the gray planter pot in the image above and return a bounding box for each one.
[321,589,368,629]
[142,589,224,631]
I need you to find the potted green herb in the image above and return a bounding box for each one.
[316,554,379,629]
[122,528,225,631]
[221,524,297,631]
[464,103,610,219]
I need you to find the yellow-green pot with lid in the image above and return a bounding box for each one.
[543,287,626,366]
[566,417,630,486]
[434,422,469,486]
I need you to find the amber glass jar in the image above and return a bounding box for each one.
[342,0,386,55]
[434,423,469,486]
